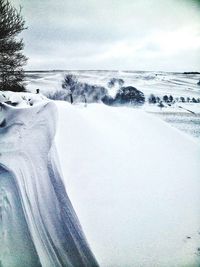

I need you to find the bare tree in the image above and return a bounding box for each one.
[0,0,27,91]
[62,74,78,104]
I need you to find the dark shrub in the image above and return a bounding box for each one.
[169,95,173,102]
[148,94,157,104]
[180,96,185,102]
[116,86,145,105]
[163,95,169,102]
[103,86,145,106]
[192,97,197,103]
[156,96,160,102]
[158,101,164,109]
[102,95,115,105]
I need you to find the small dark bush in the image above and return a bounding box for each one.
[148,94,157,104]
[180,96,185,103]
[192,97,197,103]
[163,95,169,102]
[158,101,164,108]
[169,95,173,102]
[156,96,160,102]
[102,95,115,105]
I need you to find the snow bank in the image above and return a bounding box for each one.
[56,102,200,267]
[0,99,99,267]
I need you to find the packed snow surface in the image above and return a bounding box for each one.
[55,102,200,267]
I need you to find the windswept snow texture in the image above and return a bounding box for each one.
[0,101,99,267]
[56,102,200,267]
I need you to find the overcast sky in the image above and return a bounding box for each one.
[11,0,200,71]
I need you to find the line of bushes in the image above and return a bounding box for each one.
[47,75,145,106]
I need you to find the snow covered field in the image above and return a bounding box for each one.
[0,72,200,267]
[55,102,200,267]
[25,70,200,141]
[25,70,200,99]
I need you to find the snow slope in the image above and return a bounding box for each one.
[55,102,200,267]
[0,99,99,267]
[0,91,199,267]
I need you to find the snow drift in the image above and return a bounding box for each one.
[0,100,99,267]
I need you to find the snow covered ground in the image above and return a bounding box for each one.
[24,70,200,141]
[25,71,200,100]
[0,83,199,267]
[55,101,200,267]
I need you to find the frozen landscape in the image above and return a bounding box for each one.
[1,0,200,265]
[0,70,200,266]
[55,101,200,267]
[25,70,200,140]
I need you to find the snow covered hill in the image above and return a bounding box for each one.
[56,102,200,267]
[0,92,200,267]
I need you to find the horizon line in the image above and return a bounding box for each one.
[24,69,200,74]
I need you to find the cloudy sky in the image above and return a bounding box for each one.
[12,0,200,71]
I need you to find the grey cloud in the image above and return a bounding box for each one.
[11,0,200,71]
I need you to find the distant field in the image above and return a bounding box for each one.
[24,70,200,141]
[149,112,200,140]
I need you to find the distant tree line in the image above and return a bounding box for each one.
[48,76,145,106]
[62,74,108,103]
[183,72,200,75]
[148,94,200,105]
[48,74,107,104]
[48,75,200,107]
